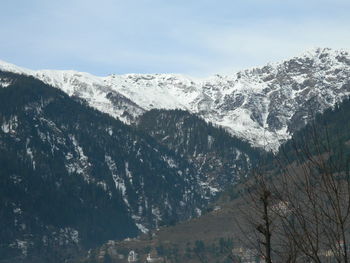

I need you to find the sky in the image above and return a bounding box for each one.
[1,0,350,77]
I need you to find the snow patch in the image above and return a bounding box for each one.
[1,115,18,134]
[135,223,149,234]
[0,78,11,88]
[105,155,131,207]
[125,162,133,184]
[163,156,178,169]
[65,135,92,182]
[25,138,36,170]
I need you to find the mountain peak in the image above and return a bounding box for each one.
[302,46,348,57]
[1,48,350,150]
[0,59,33,75]
[296,47,349,63]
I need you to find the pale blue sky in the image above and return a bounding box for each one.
[1,0,349,76]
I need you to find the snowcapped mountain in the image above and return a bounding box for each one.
[0,71,215,262]
[1,47,350,150]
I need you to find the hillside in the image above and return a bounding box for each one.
[0,71,210,262]
[138,109,266,192]
[78,97,350,263]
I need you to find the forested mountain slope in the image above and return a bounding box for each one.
[0,72,209,262]
[79,96,350,263]
[138,109,266,192]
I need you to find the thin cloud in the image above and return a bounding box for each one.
[0,0,349,76]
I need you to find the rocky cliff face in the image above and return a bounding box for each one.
[2,48,349,150]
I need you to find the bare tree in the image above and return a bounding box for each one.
[234,166,276,263]
[271,121,350,263]
[238,116,350,263]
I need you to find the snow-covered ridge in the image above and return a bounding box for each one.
[1,47,350,150]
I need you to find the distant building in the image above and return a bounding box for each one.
[146,249,164,262]
[232,247,264,263]
[213,205,221,211]
[128,250,138,262]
